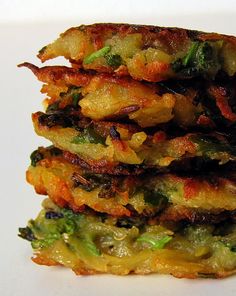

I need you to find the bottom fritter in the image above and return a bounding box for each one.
[19,199,236,279]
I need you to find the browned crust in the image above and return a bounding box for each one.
[18,62,160,89]
[159,205,236,224]
[73,265,101,275]
[32,255,59,266]
[18,62,91,86]
[76,23,236,43]
[208,83,236,122]
[38,23,236,61]
[63,150,145,175]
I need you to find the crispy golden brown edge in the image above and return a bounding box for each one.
[36,23,236,82]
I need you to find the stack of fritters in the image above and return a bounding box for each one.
[19,24,236,278]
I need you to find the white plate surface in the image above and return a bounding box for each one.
[0,1,236,295]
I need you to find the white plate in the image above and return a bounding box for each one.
[1,1,236,295]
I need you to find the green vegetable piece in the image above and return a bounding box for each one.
[84,46,111,64]
[231,246,236,252]
[71,127,106,145]
[60,208,84,226]
[172,41,222,78]
[137,235,172,250]
[191,135,221,153]
[183,42,199,66]
[197,42,213,69]
[30,150,44,167]
[190,135,236,156]
[31,233,60,249]
[71,134,87,144]
[81,237,101,256]
[105,54,122,67]
[143,189,168,206]
[63,220,75,235]
[72,93,82,106]
[61,208,77,220]
[46,101,59,113]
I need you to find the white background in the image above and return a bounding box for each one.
[0,1,236,295]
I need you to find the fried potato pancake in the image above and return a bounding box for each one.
[32,112,236,170]
[27,147,236,218]
[37,23,236,82]
[19,63,236,128]
[19,198,236,278]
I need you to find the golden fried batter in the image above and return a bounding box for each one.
[37,23,236,82]
[19,63,236,128]
[27,147,236,218]
[32,112,236,170]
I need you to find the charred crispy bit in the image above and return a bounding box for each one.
[159,205,235,224]
[19,198,236,278]
[207,81,236,122]
[70,156,236,184]
[118,105,140,115]
[20,63,236,128]
[30,146,62,167]
[18,227,36,241]
[37,23,236,82]
[26,147,236,217]
[32,111,236,169]
[109,126,121,140]
[63,151,145,175]
[71,172,92,189]
[18,62,91,88]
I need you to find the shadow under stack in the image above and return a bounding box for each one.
[19,24,236,278]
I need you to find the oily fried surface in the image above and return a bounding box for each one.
[63,150,236,176]
[19,63,236,128]
[27,147,236,218]
[19,199,236,278]
[32,111,236,170]
[37,23,236,82]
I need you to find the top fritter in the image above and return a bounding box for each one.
[38,23,236,82]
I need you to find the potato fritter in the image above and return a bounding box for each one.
[37,23,236,82]
[19,198,236,278]
[32,112,236,170]
[27,147,236,218]
[19,63,236,128]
